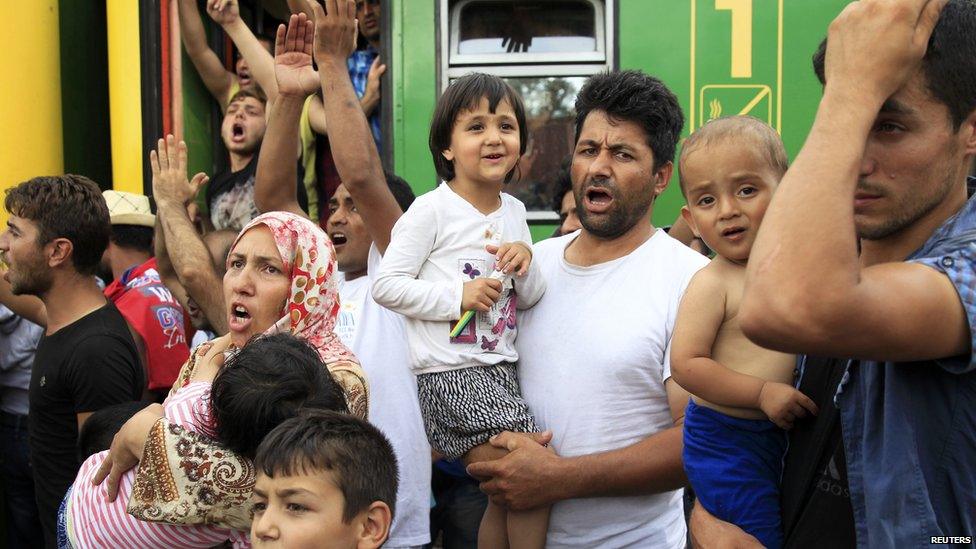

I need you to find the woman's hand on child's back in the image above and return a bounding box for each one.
[757,381,819,430]
[487,242,533,276]
[461,278,503,313]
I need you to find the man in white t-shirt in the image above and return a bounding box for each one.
[252,13,430,548]
[468,70,707,548]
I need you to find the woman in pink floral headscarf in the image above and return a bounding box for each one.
[96,212,368,531]
[169,212,367,416]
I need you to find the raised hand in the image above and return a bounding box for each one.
[824,0,946,102]
[274,13,320,98]
[150,135,208,208]
[307,0,359,65]
[205,0,239,26]
[364,56,387,100]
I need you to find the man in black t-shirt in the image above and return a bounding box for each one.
[0,175,143,548]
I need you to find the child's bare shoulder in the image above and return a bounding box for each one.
[686,259,736,295]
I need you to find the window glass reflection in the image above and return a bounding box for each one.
[458,1,596,55]
[502,76,587,211]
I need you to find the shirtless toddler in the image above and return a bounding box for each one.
[670,116,818,548]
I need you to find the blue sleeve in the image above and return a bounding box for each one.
[912,241,976,374]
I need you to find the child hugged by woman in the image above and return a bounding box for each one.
[373,73,548,548]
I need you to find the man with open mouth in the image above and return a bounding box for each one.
[466,70,709,548]
[205,88,308,233]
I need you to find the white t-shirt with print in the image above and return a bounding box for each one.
[373,184,546,374]
[518,229,708,548]
[338,245,431,548]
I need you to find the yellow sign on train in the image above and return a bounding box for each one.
[691,0,783,131]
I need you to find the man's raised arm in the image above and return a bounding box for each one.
[310,0,402,252]
[177,0,235,107]
[739,0,967,362]
[151,136,229,335]
[208,0,279,102]
[254,13,317,218]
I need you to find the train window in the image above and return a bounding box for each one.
[441,0,613,221]
[452,1,602,63]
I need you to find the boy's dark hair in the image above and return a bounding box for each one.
[109,224,154,254]
[228,87,267,108]
[813,0,976,129]
[77,401,148,460]
[254,409,399,523]
[384,171,416,212]
[4,175,111,275]
[429,73,528,183]
[210,333,349,460]
[574,70,685,172]
[678,115,788,195]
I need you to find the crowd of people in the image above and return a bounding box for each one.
[1,0,975,547]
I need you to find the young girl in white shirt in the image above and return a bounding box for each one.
[373,73,548,549]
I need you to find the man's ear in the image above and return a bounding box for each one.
[680,205,700,238]
[960,110,976,157]
[47,238,73,269]
[653,162,673,198]
[357,501,392,549]
[442,148,455,162]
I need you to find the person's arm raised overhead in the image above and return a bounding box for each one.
[207,0,279,102]
[177,0,236,108]
[151,136,229,335]
[307,94,328,135]
[310,0,401,252]
[740,0,968,362]
[254,13,318,218]
[153,210,194,319]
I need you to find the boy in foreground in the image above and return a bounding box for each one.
[251,409,399,548]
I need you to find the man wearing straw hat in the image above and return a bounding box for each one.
[101,190,191,400]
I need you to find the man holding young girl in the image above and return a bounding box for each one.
[466,71,708,547]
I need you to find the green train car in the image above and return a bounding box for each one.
[44,0,850,239]
[384,0,848,238]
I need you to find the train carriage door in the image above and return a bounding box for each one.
[440,0,614,235]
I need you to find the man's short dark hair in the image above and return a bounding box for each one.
[4,175,111,275]
[77,401,148,461]
[812,0,976,129]
[254,409,399,523]
[228,87,267,108]
[384,171,416,212]
[574,71,685,172]
[210,333,349,460]
[429,73,528,183]
[109,225,154,254]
